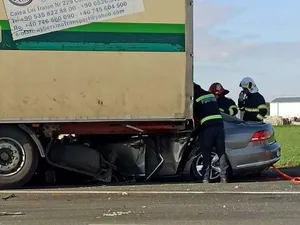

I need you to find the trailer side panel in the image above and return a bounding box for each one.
[0,0,193,122]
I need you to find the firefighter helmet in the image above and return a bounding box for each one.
[209,82,229,96]
[239,77,259,93]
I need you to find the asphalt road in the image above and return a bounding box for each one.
[1,180,300,225]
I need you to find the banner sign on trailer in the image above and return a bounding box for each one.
[3,0,145,40]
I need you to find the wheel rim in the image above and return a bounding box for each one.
[195,152,221,180]
[0,138,26,177]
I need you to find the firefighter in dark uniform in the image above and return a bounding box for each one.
[209,82,238,117]
[238,77,268,121]
[193,82,229,183]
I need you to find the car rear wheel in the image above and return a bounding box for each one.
[192,152,221,182]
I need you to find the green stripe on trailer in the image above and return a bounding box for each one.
[0,20,185,33]
[0,31,185,52]
[0,20,10,30]
[66,22,185,33]
[0,21,185,52]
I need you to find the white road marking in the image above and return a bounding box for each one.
[0,190,300,195]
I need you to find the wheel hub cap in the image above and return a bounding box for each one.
[0,150,11,163]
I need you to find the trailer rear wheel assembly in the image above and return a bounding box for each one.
[0,126,39,189]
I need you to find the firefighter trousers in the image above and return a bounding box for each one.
[198,124,229,180]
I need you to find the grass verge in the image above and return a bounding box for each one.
[274,125,300,168]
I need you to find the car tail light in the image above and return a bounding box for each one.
[251,130,271,142]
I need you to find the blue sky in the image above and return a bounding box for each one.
[193,0,300,102]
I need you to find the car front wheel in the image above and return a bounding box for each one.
[191,152,221,182]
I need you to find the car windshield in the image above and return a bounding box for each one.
[221,113,244,123]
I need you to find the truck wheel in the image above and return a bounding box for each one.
[0,126,39,189]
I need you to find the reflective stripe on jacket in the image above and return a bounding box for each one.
[217,96,238,116]
[194,88,223,127]
[238,92,267,122]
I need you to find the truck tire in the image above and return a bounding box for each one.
[0,126,39,189]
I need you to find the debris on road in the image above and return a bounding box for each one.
[100,210,132,217]
[125,178,136,184]
[0,212,24,216]
[2,194,16,201]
